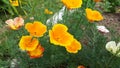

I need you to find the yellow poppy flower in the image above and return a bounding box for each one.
[44,9,53,14]
[9,0,19,6]
[25,21,47,37]
[49,24,74,46]
[27,44,44,59]
[85,8,103,22]
[19,36,39,51]
[61,0,82,9]
[65,39,82,53]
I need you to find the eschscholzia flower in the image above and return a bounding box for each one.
[25,21,47,37]
[93,0,101,2]
[27,44,44,59]
[77,65,85,68]
[9,0,19,6]
[19,36,39,51]
[61,0,82,9]
[85,8,103,22]
[106,41,120,57]
[49,24,74,46]
[97,25,109,33]
[5,17,24,30]
[65,39,81,53]
[45,9,53,14]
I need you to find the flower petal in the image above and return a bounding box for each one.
[65,39,82,53]
[106,41,117,54]
[85,8,103,22]
[19,36,39,51]
[25,21,47,37]
[27,44,44,59]
[61,0,82,9]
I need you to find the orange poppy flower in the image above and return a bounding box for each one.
[85,8,103,22]
[9,0,19,6]
[49,24,74,46]
[77,65,85,68]
[25,21,47,37]
[19,36,39,51]
[61,0,82,9]
[93,0,101,2]
[65,39,82,53]
[27,44,44,59]
[45,9,53,14]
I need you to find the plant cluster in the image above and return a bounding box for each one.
[0,0,120,68]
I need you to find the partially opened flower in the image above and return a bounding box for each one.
[14,17,24,27]
[77,65,85,68]
[97,25,109,33]
[85,8,103,22]
[93,0,101,2]
[27,44,44,59]
[65,39,82,53]
[5,17,24,30]
[5,19,17,30]
[25,21,47,37]
[45,9,53,14]
[106,41,120,55]
[49,24,74,46]
[61,0,82,9]
[19,36,39,51]
[9,0,19,6]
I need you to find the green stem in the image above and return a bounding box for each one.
[19,0,28,16]
[11,6,19,15]
[105,55,115,68]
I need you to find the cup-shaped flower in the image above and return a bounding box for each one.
[9,0,19,6]
[97,26,109,33]
[19,36,39,51]
[77,65,85,68]
[25,21,47,37]
[61,0,82,9]
[106,41,120,55]
[5,17,24,30]
[93,0,101,2]
[65,39,82,53]
[27,44,44,59]
[85,8,103,22]
[14,17,24,27]
[49,24,74,46]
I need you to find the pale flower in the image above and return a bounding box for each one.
[106,41,120,57]
[97,25,109,33]
[5,17,24,30]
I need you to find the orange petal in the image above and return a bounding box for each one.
[49,24,74,46]
[65,39,82,53]
[19,36,39,51]
[61,0,82,9]
[25,21,47,37]
[85,8,103,22]
[77,65,85,68]
[27,44,44,59]
[93,0,101,2]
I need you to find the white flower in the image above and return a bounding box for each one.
[97,26,109,33]
[106,41,120,57]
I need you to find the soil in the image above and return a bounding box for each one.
[98,13,120,35]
